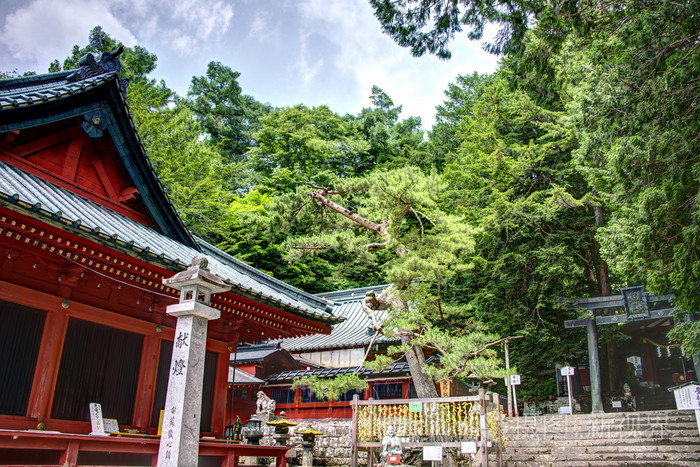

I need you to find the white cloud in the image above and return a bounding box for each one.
[0,0,136,72]
[292,31,323,85]
[248,11,270,40]
[296,0,500,129]
[171,0,233,42]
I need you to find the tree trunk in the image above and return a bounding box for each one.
[400,332,439,398]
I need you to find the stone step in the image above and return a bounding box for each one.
[500,444,700,454]
[485,410,700,466]
[502,420,699,431]
[551,450,700,462]
[504,436,700,448]
[506,414,695,422]
[502,419,697,430]
[493,452,700,464]
[491,461,700,467]
[554,448,700,459]
[503,414,696,427]
[502,430,700,441]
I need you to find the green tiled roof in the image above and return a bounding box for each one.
[265,362,410,383]
[0,70,109,109]
[274,285,399,351]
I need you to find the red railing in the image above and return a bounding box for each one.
[0,430,290,467]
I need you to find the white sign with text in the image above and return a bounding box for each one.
[423,446,443,461]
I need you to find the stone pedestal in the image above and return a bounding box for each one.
[156,257,229,467]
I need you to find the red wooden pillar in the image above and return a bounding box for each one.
[222,449,239,467]
[643,342,660,385]
[27,309,69,422]
[401,379,410,399]
[211,350,231,436]
[60,440,80,467]
[133,335,161,430]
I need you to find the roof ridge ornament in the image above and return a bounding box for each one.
[66,47,129,92]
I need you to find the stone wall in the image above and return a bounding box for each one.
[287,418,357,466]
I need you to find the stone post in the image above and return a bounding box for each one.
[157,256,229,467]
[587,315,604,414]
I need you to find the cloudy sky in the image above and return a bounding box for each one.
[0,0,500,130]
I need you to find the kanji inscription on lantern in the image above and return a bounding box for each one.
[175,332,189,349]
[172,359,185,376]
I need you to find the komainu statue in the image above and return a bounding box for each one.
[256,391,276,414]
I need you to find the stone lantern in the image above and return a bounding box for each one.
[266,411,298,447]
[157,256,229,467]
[242,419,264,445]
[296,428,322,467]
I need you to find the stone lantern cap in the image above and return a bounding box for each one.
[163,256,230,294]
[296,429,322,435]
[266,419,298,428]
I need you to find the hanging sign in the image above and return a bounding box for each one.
[423,446,443,461]
[440,379,451,397]
[408,401,423,412]
[560,366,575,376]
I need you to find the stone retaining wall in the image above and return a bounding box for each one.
[287,418,356,466]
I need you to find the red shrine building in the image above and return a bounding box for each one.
[0,50,341,466]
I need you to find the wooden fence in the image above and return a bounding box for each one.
[350,389,504,466]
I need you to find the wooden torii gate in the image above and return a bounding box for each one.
[562,286,680,413]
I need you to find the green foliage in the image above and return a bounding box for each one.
[187,61,272,165]
[127,79,234,242]
[0,69,36,78]
[369,0,541,58]
[250,104,371,178]
[432,68,605,397]
[279,166,514,383]
[347,86,427,170]
[429,72,486,159]
[553,1,700,353]
[291,375,368,402]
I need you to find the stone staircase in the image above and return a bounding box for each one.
[490,410,700,466]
